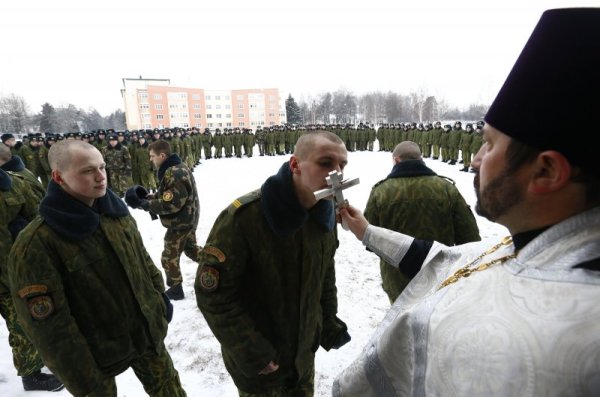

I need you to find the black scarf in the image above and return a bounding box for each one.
[386,159,437,179]
[1,155,26,172]
[0,168,11,191]
[39,180,129,241]
[157,154,183,182]
[260,162,335,238]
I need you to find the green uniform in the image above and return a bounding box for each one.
[148,154,201,286]
[364,160,481,303]
[0,169,45,376]
[195,162,349,395]
[8,182,186,397]
[103,143,133,197]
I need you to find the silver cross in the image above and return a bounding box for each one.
[314,171,360,229]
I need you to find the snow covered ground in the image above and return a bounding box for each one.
[0,145,508,396]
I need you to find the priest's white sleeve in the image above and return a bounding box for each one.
[362,225,414,268]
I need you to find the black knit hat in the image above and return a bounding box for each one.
[484,8,600,175]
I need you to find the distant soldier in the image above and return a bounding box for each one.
[126,140,201,301]
[200,128,213,160]
[243,128,255,158]
[103,134,133,197]
[0,143,45,201]
[459,123,475,171]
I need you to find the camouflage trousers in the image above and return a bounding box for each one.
[86,348,186,397]
[107,170,133,197]
[161,228,202,286]
[0,294,43,376]
[237,364,314,397]
[461,149,472,168]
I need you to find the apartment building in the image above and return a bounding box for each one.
[121,77,287,131]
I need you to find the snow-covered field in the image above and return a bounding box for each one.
[0,145,507,396]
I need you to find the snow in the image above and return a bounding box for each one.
[0,146,508,396]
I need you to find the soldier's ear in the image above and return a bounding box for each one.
[51,170,64,185]
[289,156,300,175]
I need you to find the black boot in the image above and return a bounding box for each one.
[22,370,64,391]
[165,283,184,300]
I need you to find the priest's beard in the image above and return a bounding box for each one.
[474,170,523,222]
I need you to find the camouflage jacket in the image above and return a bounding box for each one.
[365,160,481,300]
[0,155,45,203]
[0,170,39,294]
[149,154,200,231]
[103,143,132,174]
[195,162,347,393]
[8,182,168,397]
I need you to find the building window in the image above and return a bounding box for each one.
[207,114,212,118]
[215,95,221,100]
[194,113,201,119]
[236,95,244,100]
[216,104,221,109]
[226,122,232,126]
[225,114,231,118]
[139,92,148,99]
[207,104,212,109]
[140,103,150,109]
[269,113,275,117]
[192,94,201,100]
[142,113,151,119]
[225,104,231,109]
[193,103,201,109]
[194,123,201,128]
[156,114,164,120]
[208,123,214,127]
[216,114,222,119]
[205,95,211,100]
[155,104,163,110]
[238,103,244,109]
[239,122,245,127]
[225,95,230,100]
[153,94,162,100]
[237,113,244,118]
[144,123,152,129]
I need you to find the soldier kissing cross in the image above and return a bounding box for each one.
[313,170,360,230]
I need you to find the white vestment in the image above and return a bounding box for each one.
[334,206,600,397]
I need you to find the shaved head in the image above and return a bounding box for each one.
[49,140,99,172]
[294,130,345,160]
[393,141,422,161]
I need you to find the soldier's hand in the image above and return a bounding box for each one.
[258,361,279,375]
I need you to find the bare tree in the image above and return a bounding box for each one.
[0,93,30,132]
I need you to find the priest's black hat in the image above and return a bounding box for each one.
[484,8,600,175]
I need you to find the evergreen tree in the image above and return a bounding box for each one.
[285,94,302,125]
[39,102,58,133]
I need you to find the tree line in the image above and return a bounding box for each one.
[285,89,489,125]
[0,93,126,133]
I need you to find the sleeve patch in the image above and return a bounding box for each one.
[162,191,174,202]
[198,266,219,292]
[27,296,54,320]
[18,284,48,299]
[202,246,226,263]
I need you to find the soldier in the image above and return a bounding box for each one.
[0,168,64,392]
[195,130,351,396]
[430,121,443,159]
[2,133,36,174]
[8,140,187,396]
[103,134,133,197]
[242,128,255,158]
[447,121,463,164]
[0,143,45,201]
[459,123,475,171]
[212,128,223,159]
[200,128,213,160]
[38,135,55,188]
[132,134,157,190]
[255,126,266,156]
[125,140,201,301]
[364,141,481,302]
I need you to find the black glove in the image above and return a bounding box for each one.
[162,292,173,323]
[124,185,149,209]
[320,316,351,351]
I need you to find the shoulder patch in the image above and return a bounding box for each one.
[27,295,54,320]
[198,266,219,292]
[438,175,456,185]
[227,189,261,214]
[162,190,174,202]
[18,284,48,299]
[202,246,226,263]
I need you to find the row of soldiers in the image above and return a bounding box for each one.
[375,120,484,171]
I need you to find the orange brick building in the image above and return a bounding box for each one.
[121,77,287,131]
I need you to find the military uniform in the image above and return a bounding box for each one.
[103,141,134,197]
[147,154,201,290]
[364,159,481,302]
[0,170,45,377]
[8,181,186,397]
[195,162,349,395]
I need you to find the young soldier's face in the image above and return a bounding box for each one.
[292,136,348,196]
[149,149,166,169]
[54,147,107,206]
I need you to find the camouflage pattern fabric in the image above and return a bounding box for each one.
[195,190,342,393]
[364,160,481,303]
[85,349,186,397]
[103,143,133,196]
[8,212,174,396]
[161,228,201,286]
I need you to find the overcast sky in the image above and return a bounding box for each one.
[1,0,597,116]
